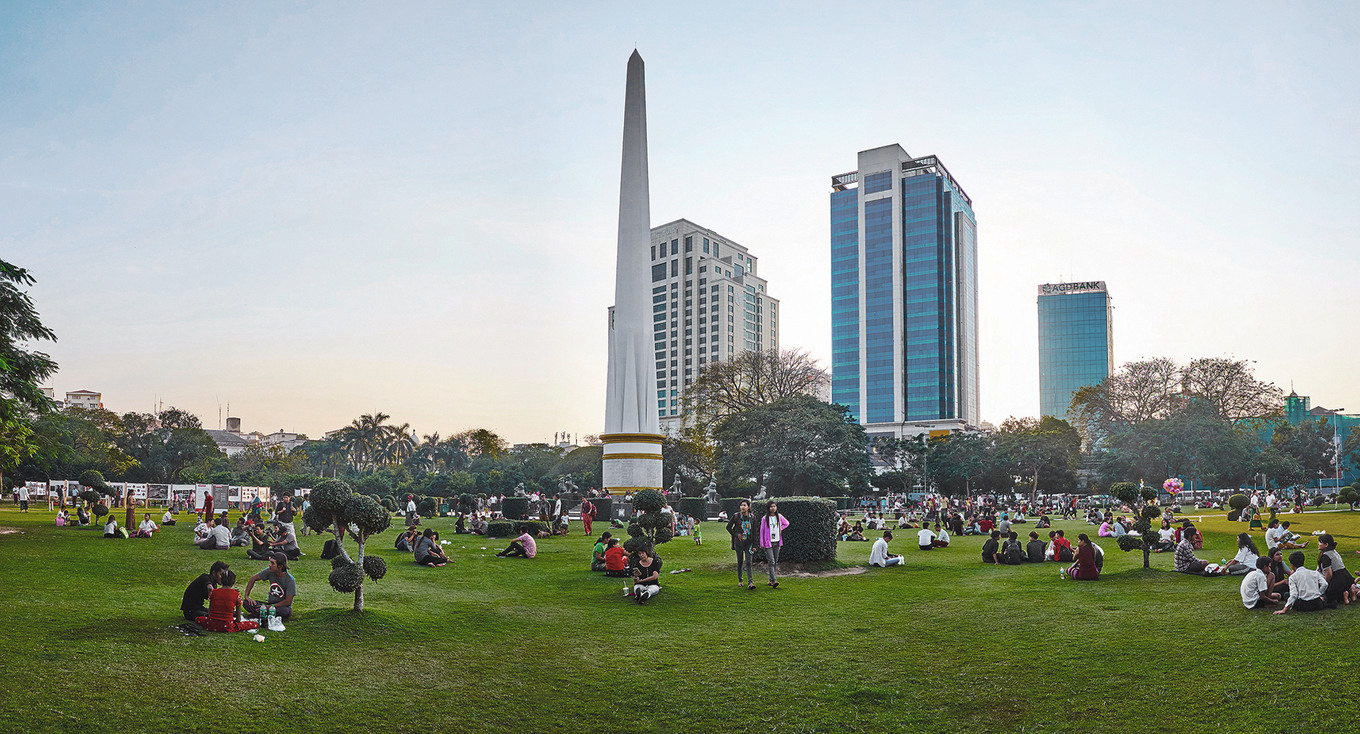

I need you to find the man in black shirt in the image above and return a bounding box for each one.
[982,531,1001,565]
[181,561,230,620]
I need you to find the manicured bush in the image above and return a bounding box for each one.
[92,502,108,519]
[770,496,838,564]
[458,493,477,513]
[827,496,852,511]
[1340,486,1359,510]
[679,497,707,521]
[329,563,364,593]
[513,520,550,536]
[79,469,108,492]
[585,497,612,523]
[1116,534,1146,552]
[624,489,673,556]
[503,497,530,520]
[721,497,751,519]
[1110,482,1139,506]
[78,490,100,505]
[363,555,387,581]
[486,521,515,537]
[380,496,397,512]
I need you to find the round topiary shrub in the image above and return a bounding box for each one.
[633,489,664,514]
[1140,505,1161,522]
[679,497,707,522]
[329,563,364,593]
[768,497,838,564]
[93,502,108,519]
[331,556,350,569]
[78,490,100,505]
[1227,493,1248,521]
[1116,534,1146,552]
[1110,482,1139,507]
[380,496,397,512]
[363,555,387,581]
[502,497,530,520]
[486,520,515,537]
[417,497,437,516]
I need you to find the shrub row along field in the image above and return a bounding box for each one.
[0,506,1357,734]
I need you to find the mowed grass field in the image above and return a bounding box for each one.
[1,505,1358,734]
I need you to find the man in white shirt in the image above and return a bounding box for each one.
[1240,557,1279,609]
[405,495,418,527]
[934,523,950,547]
[870,531,902,567]
[17,484,29,513]
[1275,551,1331,614]
[196,518,230,550]
[917,526,937,551]
[136,514,159,537]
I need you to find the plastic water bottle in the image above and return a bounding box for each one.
[1059,567,1066,580]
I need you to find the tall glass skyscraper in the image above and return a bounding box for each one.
[1037,281,1113,420]
[830,144,979,437]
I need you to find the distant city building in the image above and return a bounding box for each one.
[64,390,102,411]
[204,429,250,457]
[830,144,979,441]
[1283,391,1359,489]
[39,387,55,400]
[1037,281,1113,420]
[650,219,779,435]
[259,430,306,452]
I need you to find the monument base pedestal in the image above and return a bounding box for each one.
[600,432,664,496]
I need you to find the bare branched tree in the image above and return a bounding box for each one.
[1179,357,1284,424]
[681,348,829,434]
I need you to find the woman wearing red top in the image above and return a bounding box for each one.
[603,538,629,577]
[195,570,260,632]
[1068,533,1100,580]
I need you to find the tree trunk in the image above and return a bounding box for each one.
[1143,544,1150,569]
[353,538,366,612]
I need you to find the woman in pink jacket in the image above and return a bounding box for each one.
[757,501,790,588]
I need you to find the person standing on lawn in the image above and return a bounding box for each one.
[580,497,596,536]
[757,500,789,588]
[726,500,757,588]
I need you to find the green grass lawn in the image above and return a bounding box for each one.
[1,505,1358,734]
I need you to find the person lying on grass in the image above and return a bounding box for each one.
[195,570,260,633]
[414,528,449,567]
[1274,551,1332,614]
[1240,557,1281,610]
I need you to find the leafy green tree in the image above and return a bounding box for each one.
[713,395,871,497]
[456,428,508,459]
[303,478,391,612]
[662,434,714,496]
[1270,419,1336,487]
[997,416,1079,499]
[1336,484,1357,510]
[0,259,58,426]
[115,408,220,483]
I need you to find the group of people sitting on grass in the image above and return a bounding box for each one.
[180,556,297,633]
[1238,533,1358,614]
[394,526,451,566]
[586,531,663,603]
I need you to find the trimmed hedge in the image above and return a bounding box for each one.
[502,497,530,520]
[720,497,751,519]
[513,520,550,537]
[827,496,852,511]
[767,496,838,564]
[486,521,516,537]
[678,497,707,521]
[583,497,611,523]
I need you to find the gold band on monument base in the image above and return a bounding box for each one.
[602,453,663,460]
[599,433,664,445]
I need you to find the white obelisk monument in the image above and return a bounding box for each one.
[602,50,664,496]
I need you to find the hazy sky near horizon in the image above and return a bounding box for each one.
[4,2,1358,443]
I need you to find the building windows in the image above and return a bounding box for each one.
[671,239,678,256]
[684,236,692,252]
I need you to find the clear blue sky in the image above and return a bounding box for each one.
[4,1,1357,442]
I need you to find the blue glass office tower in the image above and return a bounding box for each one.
[1037,281,1113,420]
[831,144,979,436]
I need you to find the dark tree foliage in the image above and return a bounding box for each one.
[0,259,58,427]
[714,395,871,497]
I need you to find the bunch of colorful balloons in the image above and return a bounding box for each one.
[1162,477,1184,495]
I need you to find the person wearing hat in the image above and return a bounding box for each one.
[405,494,419,528]
[243,552,297,621]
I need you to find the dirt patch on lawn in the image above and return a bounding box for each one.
[781,564,866,578]
[0,527,23,535]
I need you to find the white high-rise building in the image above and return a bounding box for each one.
[649,218,779,435]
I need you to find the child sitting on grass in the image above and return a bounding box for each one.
[195,570,260,633]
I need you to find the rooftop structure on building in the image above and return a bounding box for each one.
[64,389,103,411]
[1037,280,1113,421]
[650,218,780,435]
[830,144,979,442]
